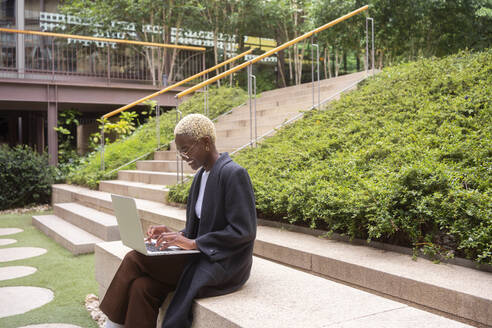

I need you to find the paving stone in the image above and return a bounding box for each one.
[0,286,54,318]
[0,247,47,262]
[18,325,82,328]
[0,238,17,246]
[0,228,23,236]
[0,266,37,281]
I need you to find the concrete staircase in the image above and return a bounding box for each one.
[34,71,491,326]
[34,72,367,255]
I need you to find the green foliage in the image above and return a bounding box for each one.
[170,49,492,264]
[168,179,193,204]
[0,145,57,210]
[67,86,248,188]
[88,111,139,151]
[54,109,82,175]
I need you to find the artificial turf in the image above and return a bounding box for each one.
[0,210,99,328]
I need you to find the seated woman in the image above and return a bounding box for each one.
[100,113,257,328]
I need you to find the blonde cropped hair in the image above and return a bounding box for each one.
[174,113,216,144]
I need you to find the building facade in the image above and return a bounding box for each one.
[0,0,205,164]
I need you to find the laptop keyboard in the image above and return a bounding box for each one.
[145,243,180,252]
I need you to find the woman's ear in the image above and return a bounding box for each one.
[202,136,211,152]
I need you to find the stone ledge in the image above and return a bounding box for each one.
[254,225,492,327]
[95,241,472,328]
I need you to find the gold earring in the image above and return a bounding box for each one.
[206,146,210,151]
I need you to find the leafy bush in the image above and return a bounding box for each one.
[67,86,248,188]
[0,145,57,210]
[169,49,492,264]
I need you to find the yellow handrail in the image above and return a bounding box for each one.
[102,48,254,119]
[0,27,206,51]
[177,5,369,99]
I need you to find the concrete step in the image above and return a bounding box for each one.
[255,84,335,103]
[167,143,237,155]
[153,150,178,161]
[254,225,492,327]
[215,112,301,130]
[117,170,191,186]
[33,214,103,255]
[257,71,366,99]
[53,203,119,241]
[99,180,170,203]
[96,241,473,328]
[215,121,296,139]
[136,160,195,174]
[52,184,186,231]
[215,106,304,124]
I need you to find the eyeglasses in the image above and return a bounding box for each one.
[178,140,199,160]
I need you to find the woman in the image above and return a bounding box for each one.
[100,113,257,328]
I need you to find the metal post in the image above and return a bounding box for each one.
[311,38,314,108]
[51,38,55,80]
[371,18,375,76]
[175,99,183,183]
[204,73,207,115]
[365,18,369,73]
[107,42,111,84]
[366,17,374,75]
[312,43,320,108]
[248,65,253,147]
[100,121,105,171]
[15,0,25,78]
[251,74,257,147]
[205,75,209,116]
[156,102,160,148]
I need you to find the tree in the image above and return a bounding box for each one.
[60,0,200,86]
[312,0,366,77]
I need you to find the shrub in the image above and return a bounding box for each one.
[169,49,492,264]
[0,145,57,210]
[67,86,248,188]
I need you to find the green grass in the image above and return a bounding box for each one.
[0,211,98,328]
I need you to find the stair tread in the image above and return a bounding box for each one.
[33,214,103,245]
[54,184,184,219]
[54,202,117,227]
[256,225,492,300]
[118,170,193,177]
[100,179,170,190]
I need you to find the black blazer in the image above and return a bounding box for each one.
[162,153,257,328]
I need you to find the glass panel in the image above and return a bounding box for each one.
[0,0,15,27]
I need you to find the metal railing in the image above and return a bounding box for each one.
[0,27,205,84]
[99,48,255,172]
[230,76,370,155]
[176,5,369,99]
[171,5,370,183]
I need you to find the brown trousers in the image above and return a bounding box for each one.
[100,250,194,328]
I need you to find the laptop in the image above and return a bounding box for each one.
[111,194,200,256]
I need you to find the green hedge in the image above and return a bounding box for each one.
[169,49,491,264]
[0,145,57,210]
[67,86,247,189]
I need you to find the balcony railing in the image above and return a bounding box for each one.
[0,30,204,86]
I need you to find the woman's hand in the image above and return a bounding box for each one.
[145,225,171,242]
[155,232,197,250]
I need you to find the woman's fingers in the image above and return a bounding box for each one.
[146,225,170,240]
[156,232,179,249]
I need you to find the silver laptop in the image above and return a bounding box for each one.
[111,194,200,256]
